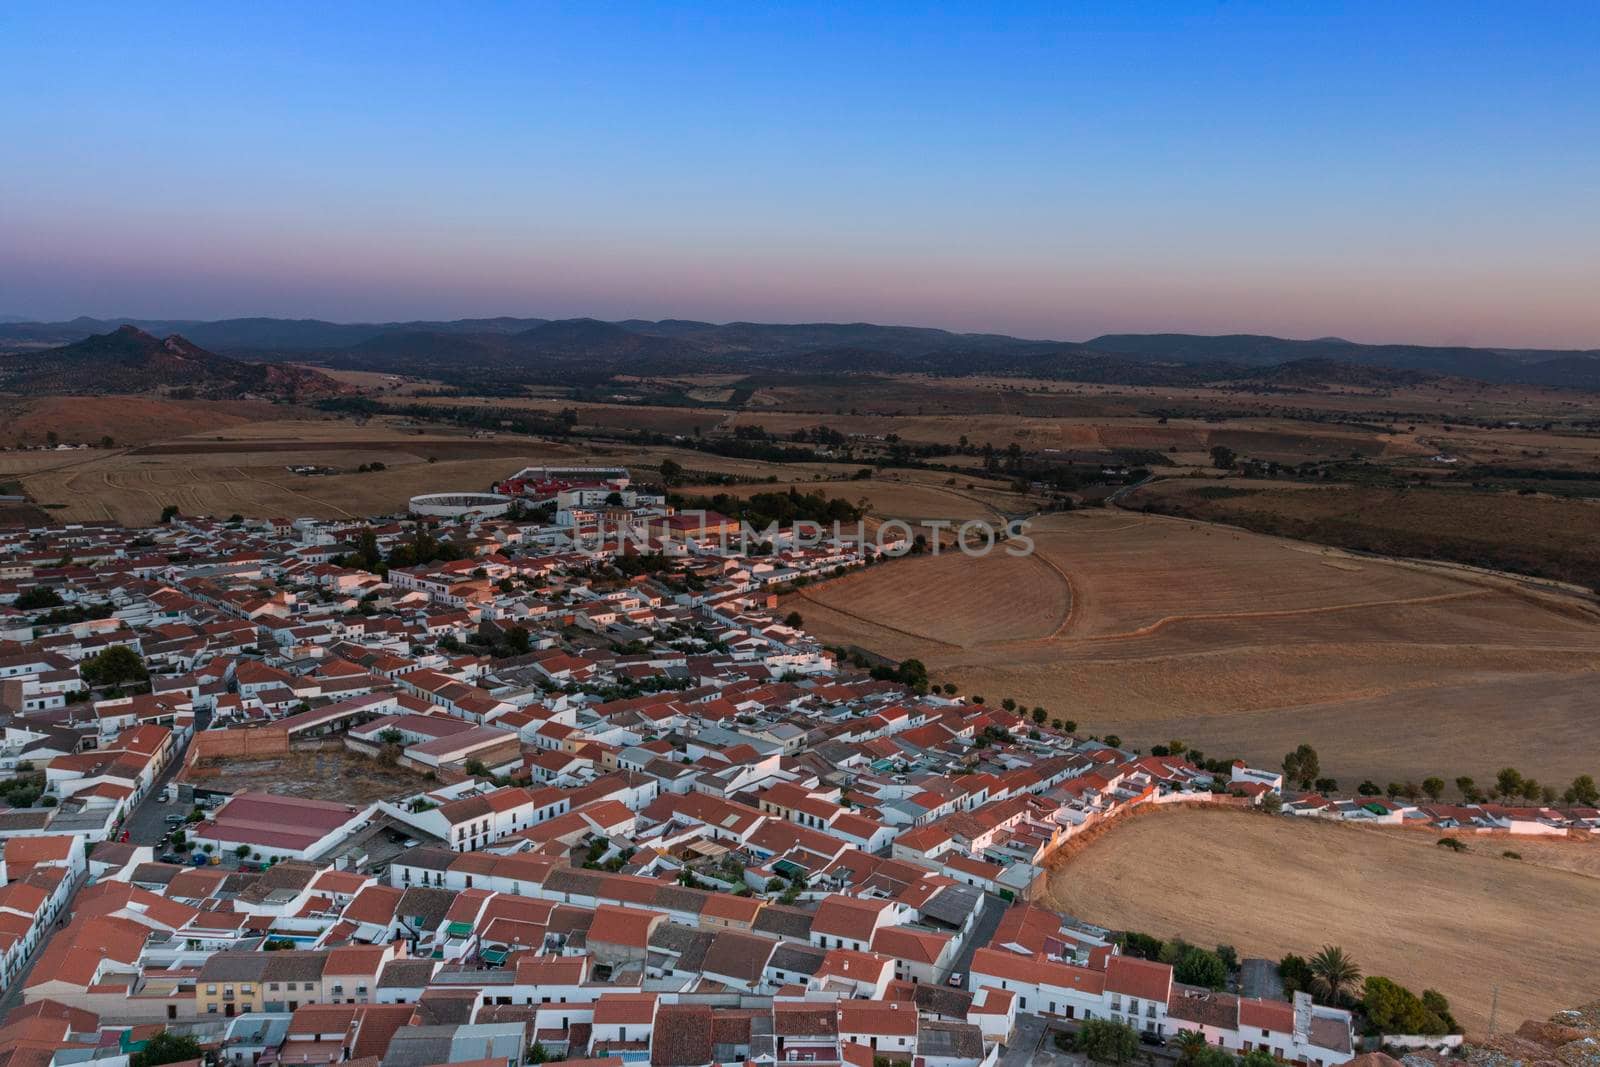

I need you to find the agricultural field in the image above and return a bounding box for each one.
[4,417,586,525]
[788,508,1600,785]
[678,468,1030,527]
[1045,805,1600,1035]
[0,395,284,447]
[1128,478,1600,589]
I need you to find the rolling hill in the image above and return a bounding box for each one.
[1,316,1597,388]
[0,326,347,398]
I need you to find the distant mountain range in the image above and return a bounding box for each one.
[2,316,1598,390]
[0,325,346,398]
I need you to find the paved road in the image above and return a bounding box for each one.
[0,716,205,1011]
[126,710,210,851]
[952,891,1006,979]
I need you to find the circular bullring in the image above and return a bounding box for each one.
[408,492,513,518]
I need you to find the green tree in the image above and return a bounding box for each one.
[1075,1019,1140,1064]
[1193,1047,1239,1067]
[159,504,179,523]
[658,458,684,486]
[505,625,532,655]
[1278,954,1313,996]
[80,645,149,688]
[131,1031,203,1067]
[1495,767,1523,799]
[1031,707,1047,725]
[1240,1050,1278,1067]
[1566,774,1599,806]
[1175,947,1228,990]
[14,586,64,610]
[1282,744,1319,790]
[1174,1030,1209,1065]
[1421,777,1445,802]
[1308,945,1361,1005]
[1210,445,1237,470]
[1454,776,1480,802]
[1362,976,1450,1035]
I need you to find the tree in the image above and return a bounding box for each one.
[131,1031,202,1067]
[1174,1030,1210,1065]
[1362,976,1451,1035]
[1454,776,1480,802]
[1278,954,1314,996]
[1240,1050,1278,1067]
[1566,774,1599,806]
[1063,719,1078,734]
[1357,780,1381,796]
[659,458,685,486]
[1175,947,1228,990]
[159,504,179,523]
[1308,945,1361,1004]
[80,645,149,688]
[14,586,63,610]
[1495,767,1524,799]
[505,625,531,655]
[1421,777,1445,802]
[1282,744,1319,790]
[1031,707,1046,725]
[1193,1047,1240,1067]
[784,611,804,628]
[1209,445,1237,470]
[1075,1019,1140,1064]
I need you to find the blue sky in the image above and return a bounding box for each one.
[1,2,1596,346]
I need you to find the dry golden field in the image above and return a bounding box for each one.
[0,395,284,447]
[1128,478,1600,590]
[1046,806,1600,1034]
[788,508,1600,784]
[679,469,1029,525]
[2,418,588,524]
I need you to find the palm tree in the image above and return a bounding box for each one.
[1174,1030,1209,1065]
[1308,945,1361,1004]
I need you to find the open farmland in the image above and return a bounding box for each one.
[679,469,1029,527]
[8,418,588,525]
[0,395,284,447]
[1129,478,1600,589]
[788,508,1600,785]
[1045,806,1600,1035]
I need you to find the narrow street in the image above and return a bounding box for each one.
[0,716,202,1014]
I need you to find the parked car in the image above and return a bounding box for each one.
[165,814,186,824]
[1140,1032,1165,1047]
[948,972,964,988]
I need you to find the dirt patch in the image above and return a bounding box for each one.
[197,745,428,805]
[1045,805,1600,1035]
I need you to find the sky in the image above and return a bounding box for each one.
[1,2,1597,348]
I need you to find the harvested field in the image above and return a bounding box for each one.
[0,395,282,447]
[1129,479,1600,590]
[12,416,591,524]
[789,509,1600,784]
[679,471,1029,526]
[1045,805,1600,1035]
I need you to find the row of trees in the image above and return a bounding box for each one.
[1279,945,1457,1035]
[1284,744,1599,807]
